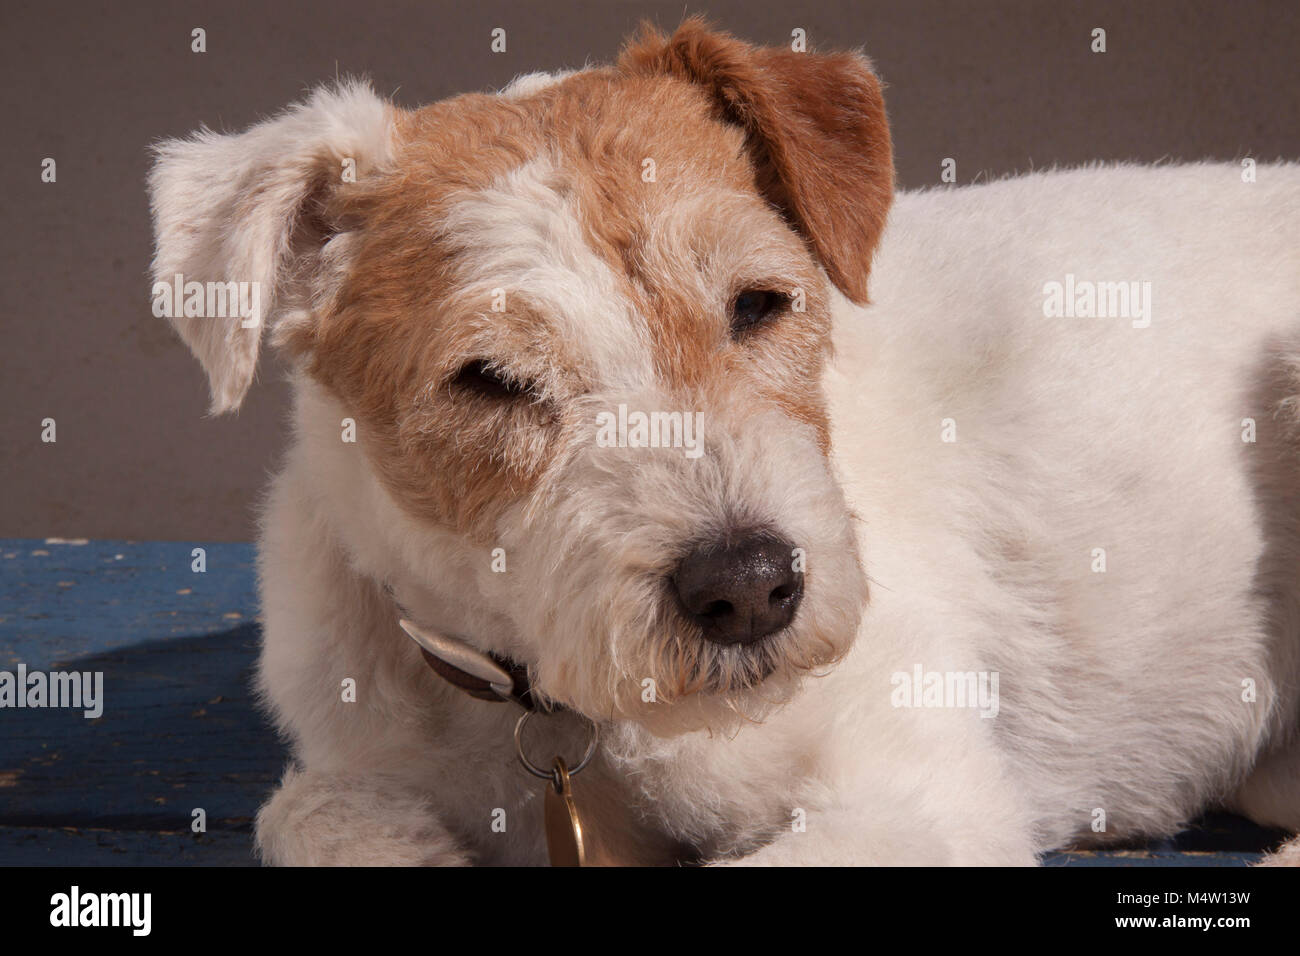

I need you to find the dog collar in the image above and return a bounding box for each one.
[396,614,607,866]
[397,618,536,710]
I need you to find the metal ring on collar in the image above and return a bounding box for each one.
[514,710,599,781]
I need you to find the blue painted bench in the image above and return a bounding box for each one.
[0,539,1285,865]
[1,539,277,865]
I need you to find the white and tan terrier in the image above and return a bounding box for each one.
[149,20,1300,865]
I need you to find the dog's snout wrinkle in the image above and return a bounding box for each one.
[672,532,803,645]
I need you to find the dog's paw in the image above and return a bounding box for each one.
[255,766,471,866]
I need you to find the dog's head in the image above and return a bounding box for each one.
[150,19,892,734]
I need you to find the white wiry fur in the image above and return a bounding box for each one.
[833,163,1300,855]
[152,77,1300,864]
[149,80,393,413]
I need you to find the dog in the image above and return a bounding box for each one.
[148,19,1300,865]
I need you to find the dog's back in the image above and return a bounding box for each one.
[829,163,1300,843]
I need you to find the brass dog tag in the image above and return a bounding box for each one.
[544,758,586,867]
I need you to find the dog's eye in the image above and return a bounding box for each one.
[729,290,786,335]
[450,360,535,402]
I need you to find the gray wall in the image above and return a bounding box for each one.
[3,0,1297,541]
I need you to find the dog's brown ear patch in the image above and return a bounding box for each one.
[620,17,894,304]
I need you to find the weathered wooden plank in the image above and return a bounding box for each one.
[0,622,284,833]
[0,538,258,670]
[0,826,257,866]
[1,539,283,860]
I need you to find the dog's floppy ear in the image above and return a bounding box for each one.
[620,18,894,304]
[148,80,394,414]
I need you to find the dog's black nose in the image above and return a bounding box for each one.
[672,533,803,645]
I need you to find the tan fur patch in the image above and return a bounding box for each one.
[288,22,893,534]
